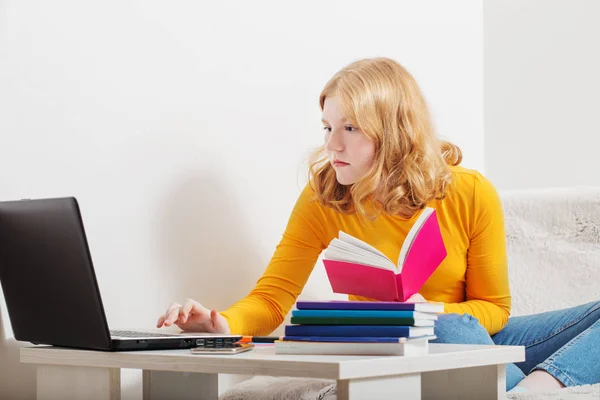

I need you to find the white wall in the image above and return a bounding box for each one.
[484,0,600,189]
[0,1,484,398]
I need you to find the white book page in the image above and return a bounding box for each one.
[412,311,439,320]
[396,207,434,272]
[336,231,396,271]
[324,239,395,271]
[338,231,389,259]
[329,238,391,264]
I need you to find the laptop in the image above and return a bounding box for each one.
[0,197,242,351]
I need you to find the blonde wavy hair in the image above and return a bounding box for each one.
[309,57,462,220]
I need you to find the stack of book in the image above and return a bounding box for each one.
[275,300,443,356]
[275,208,446,356]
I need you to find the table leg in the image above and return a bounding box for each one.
[422,364,506,400]
[337,373,421,400]
[36,364,120,400]
[143,370,219,400]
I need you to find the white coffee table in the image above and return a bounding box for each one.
[21,343,524,400]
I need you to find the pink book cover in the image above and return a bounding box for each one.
[323,208,447,302]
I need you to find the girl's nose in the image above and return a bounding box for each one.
[325,129,344,152]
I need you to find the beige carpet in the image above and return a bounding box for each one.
[220,376,600,400]
[506,384,600,400]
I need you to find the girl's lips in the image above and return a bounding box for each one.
[333,161,350,167]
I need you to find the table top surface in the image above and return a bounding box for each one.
[21,343,525,380]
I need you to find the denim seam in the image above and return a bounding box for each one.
[522,303,600,349]
[535,322,588,367]
[529,318,600,386]
[532,363,576,387]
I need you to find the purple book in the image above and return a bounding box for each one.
[295,300,444,313]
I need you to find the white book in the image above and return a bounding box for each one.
[275,336,433,356]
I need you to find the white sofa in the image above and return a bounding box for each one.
[501,186,600,317]
[498,186,600,398]
[220,186,600,400]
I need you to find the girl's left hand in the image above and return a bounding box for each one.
[405,293,427,303]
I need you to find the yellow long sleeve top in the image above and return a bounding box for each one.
[221,166,511,336]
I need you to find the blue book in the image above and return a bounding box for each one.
[291,309,438,320]
[295,300,444,313]
[284,324,434,338]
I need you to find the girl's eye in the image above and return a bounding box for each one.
[322,126,357,133]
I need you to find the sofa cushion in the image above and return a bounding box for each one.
[500,186,600,317]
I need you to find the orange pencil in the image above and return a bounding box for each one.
[238,336,280,343]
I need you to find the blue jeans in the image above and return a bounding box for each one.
[432,301,600,390]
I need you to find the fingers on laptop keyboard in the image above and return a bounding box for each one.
[180,299,209,323]
[158,299,211,328]
[158,302,181,327]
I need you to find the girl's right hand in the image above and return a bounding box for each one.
[156,298,230,334]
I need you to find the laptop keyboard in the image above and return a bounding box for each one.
[110,330,179,337]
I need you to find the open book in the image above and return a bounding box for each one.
[322,207,447,302]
